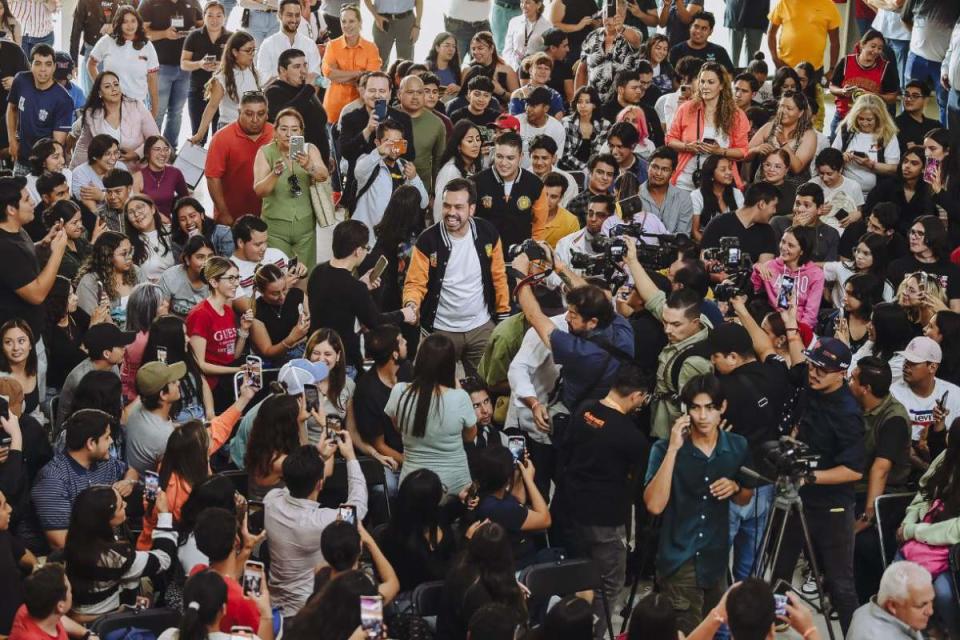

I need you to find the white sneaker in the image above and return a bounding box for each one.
[800,572,818,595]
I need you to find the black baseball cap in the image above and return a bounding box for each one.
[706,322,753,356]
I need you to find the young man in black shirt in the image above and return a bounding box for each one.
[554,364,652,640]
[668,12,734,74]
[700,180,779,270]
[449,75,500,131]
[887,215,960,310]
[600,66,664,147]
[839,201,909,261]
[895,80,940,152]
[307,220,415,373]
[541,28,574,105]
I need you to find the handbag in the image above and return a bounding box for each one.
[309,177,338,227]
[901,498,952,576]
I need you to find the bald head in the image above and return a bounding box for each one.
[399,74,425,114]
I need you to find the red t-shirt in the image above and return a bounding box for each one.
[186,299,237,387]
[189,565,261,633]
[8,606,67,640]
[205,121,275,223]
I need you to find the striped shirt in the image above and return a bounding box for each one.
[9,0,54,38]
[31,452,128,532]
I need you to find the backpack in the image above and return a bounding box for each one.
[838,124,886,165]
[339,164,381,214]
[665,339,712,396]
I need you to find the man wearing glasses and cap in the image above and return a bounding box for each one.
[769,329,865,635]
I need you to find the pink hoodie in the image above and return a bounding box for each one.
[751,259,825,328]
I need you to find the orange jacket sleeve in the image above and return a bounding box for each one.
[208,405,242,454]
[531,192,548,241]
[490,239,510,313]
[403,245,430,309]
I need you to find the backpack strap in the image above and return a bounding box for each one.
[666,339,710,395]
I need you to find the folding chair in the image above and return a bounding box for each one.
[89,607,181,637]
[322,456,392,528]
[411,580,445,617]
[875,492,915,569]
[219,469,250,499]
[519,558,614,640]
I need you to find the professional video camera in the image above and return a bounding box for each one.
[714,270,754,302]
[761,436,820,484]
[607,224,690,271]
[702,236,750,274]
[507,238,549,262]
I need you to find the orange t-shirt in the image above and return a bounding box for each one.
[321,36,382,123]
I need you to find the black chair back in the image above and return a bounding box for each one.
[89,607,181,638]
[874,492,915,568]
[519,558,614,640]
[412,580,445,617]
[219,469,250,499]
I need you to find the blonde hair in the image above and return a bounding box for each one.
[840,93,898,149]
[201,256,235,285]
[897,271,946,323]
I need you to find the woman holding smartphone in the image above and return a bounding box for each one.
[187,30,260,145]
[831,93,900,199]
[76,231,147,328]
[249,263,310,367]
[252,108,328,269]
[180,0,231,145]
[751,225,824,328]
[923,129,960,246]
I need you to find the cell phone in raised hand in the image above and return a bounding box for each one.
[360,595,384,639]
[242,560,264,597]
[777,274,795,310]
[338,504,357,526]
[508,436,525,463]
[245,355,263,390]
[144,470,160,501]
[370,255,389,282]
[289,135,305,159]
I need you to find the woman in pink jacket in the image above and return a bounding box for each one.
[665,62,750,192]
[751,225,825,328]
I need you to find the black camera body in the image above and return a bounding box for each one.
[761,437,820,483]
[605,225,688,271]
[703,236,748,274]
[714,270,753,302]
[507,238,548,262]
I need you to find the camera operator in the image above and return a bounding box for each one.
[701,181,780,275]
[621,239,713,440]
[706,310,792,582]
[769,322,866,635]
[553,193,616,276]
[848,356,913,603]
[552,364,653,640]
[643,374,753,634]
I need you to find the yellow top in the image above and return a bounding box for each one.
[769,0,842,70]
[543,207,581,248]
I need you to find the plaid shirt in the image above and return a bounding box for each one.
[559,115,611,172]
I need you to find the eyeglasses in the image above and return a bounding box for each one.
[242,90,264,99]
[909,228,926,238]
[217,275,240,283]
[902,92,925,99]
[288,174,303,198]
[239,47,256,55]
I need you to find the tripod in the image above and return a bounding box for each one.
[752,474,838,640]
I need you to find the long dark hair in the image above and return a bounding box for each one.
[27,138,63,177]
[438,120,482,178]
[81,72,134,131]
[179,475,237,538]
[627,593,678,640]
[374,185,423,249]
[844,272,885,321]
[934,311,960,385]
[305,328,347,411]
[870,302,916,361]
[924,128,960,187]
[454,522,527,616]
[0,319,38,377]
[44,275,76,343]
[845,232,889,279]
[171,197,219,248]
[245,394,302,479]
[179,570,228,640]
[78,231,139,300]
[143,316,205,408]
[288,570,378,640]
[125,195,174,264]
[215,31,260,103]
[397,333,457,439]
[64,486,129,577]
[794,61,819,114]
[385,469,445,555]
[697,155,739,225]
[922,419,960,521]
[111,5,148,49]
[158,420,211,493]
[425,31,461,84]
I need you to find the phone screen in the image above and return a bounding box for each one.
[834,208,849,222]
[289,135,305,159]
[144,470,159,501]
[0,394,8,421]
[247,500,265,535]
[777,275,795,310]
[508,436,525,463]
[370,255,389,282]
[774,593,788,617]
[287,256,299,273]
[925,157,942,184]
[242,561,264,597]
[245,355,262,390]
[360,595,384,639]
[702,138,718,146]
[338,504,357,526]
[374,99,388,121]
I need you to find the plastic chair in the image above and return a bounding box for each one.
[411,580,445,617]
[875,492,915,569]
[89,607,181,637]
[322,456,392,527]
[219,469,250,499]
[519,558,614,640]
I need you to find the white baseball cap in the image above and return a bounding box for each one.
[903,336,943,364]
[277,358,329,394]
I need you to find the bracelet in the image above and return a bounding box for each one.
[802,627,817,638]
[237,329,249,339]
[785,327,799,332]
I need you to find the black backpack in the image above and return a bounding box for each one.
[665,339,712,397]
[339,164,381,215]
[838,124,886,165]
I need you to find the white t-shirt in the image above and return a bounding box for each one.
[444,0,491,22]
[257,31,322,82]
[434,232,490,332]
[890,377,960,442]
[689,187,743,217]
[821,261,895,308]
[214,67,261,125]
[138,228,176,282]
[832,131,900,198]
[89,36,160,101]
[517,113,567,168]
[911,15,953,62]
[233,247,290,300]
[676,125,729,191]
[810,175,865,232]
[872,8,910,42]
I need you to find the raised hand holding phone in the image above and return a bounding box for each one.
[669,414,691,451]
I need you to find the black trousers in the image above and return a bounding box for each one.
[770,504,859,635]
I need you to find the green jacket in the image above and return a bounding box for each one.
[903,450,960,546]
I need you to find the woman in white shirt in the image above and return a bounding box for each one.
[87,6,159,116]
[24,137,71,204]
[821,231,894,309]
[188,30,261,145]
[433,120,483,224]
[831,93,900,199]
[124,194,177,282]
[71,134,127,212]
[502,0,551,71]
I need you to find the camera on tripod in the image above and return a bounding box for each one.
[761,436,821,484]
[507,238,549,262]
[703,236,749,274]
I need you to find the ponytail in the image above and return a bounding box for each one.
[179,570,228,640]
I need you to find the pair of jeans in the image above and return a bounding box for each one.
[187,87,219,143]
[444,15,490,60]
[907,51,947,124]
[80,43,97,95]
[371,11,415,68]
[246,8,279,44]
[728,483,774,581]
[887,38,910,88]
[21,31,54,59]
[770,504,859,635]
[155,65,191,152]
[729,27,764,69]
[490,2,520,52]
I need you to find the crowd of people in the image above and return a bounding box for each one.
[2,0,960,638]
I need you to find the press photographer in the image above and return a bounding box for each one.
[769,321,866,635]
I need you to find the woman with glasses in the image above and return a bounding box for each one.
[897,271,948,332]
[187,31,261,146]
[249,263,310,366]
[120,283,170,403]
[252,107,328,268]
[888,216,960,312]
[187,257,251,403]
[69,71,160,172]
[124,194,177,282]
[746,91,817,184]
[71,134,126,213]
[132,135,191,218]
[758,148,796,217]
[832,93,900,199]
[86,6,160,117]
[828,29,900,140]
[76,231,147,328]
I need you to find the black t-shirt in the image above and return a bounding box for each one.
[0,228,43,340]
[0,42,28,148]
[182,27,231,94]
[623,0,658,37]
[138,0,202,65]
[475,493,532,564]
[719,356,793,470]
[668,41,734,74]
[0,530,26,634]
[700,212,777,263]
[547,59,574,103]
[353,368,403,453]
[556,402,650,526]
[887,255,960,300]
[254,287,303,348]
[449,106,500,130]
[895,112,941,154]
[870,413,911,487]
[838,219,909,262]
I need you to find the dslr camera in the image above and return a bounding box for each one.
[607,224,689,271]
[761,436,821,483]
[702,236,748,274]
[507,238,549,262]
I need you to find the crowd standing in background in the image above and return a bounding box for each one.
[3,0,960,638]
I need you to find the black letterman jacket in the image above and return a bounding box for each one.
[473,167,549,250]
[402,218,510,332]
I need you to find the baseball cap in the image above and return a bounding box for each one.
[903,336,942,364]
[136,361,187,396]
[494,114,521,132]
[526,86,552,107]
[54,52,74,81]
[277,358,329,395]
[706,323,753,356]
[804,337,851,373]
[83,324,136,358]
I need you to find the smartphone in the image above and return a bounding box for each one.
[604,0,616,15]
[304,385,320,413]
[374,99,388,121]
[242,560,264,597]
[701,137,718,146]
[834,208,849,222]
[507,436,526,463]
[466,480,479,502]
[326,415,343,431]
[246,500,265,535]
[245,355,263,390]
[156,346,167,365]
[203,54,217,63]
[134,596,150,610]
[925,157,942,184]
[144,470,160,501]
[370,255,389,282]
[289,135,305,159]
[287,256,299,274]
[0,394,8,421]
[777,274,795,310]
[852,151,868,159]
[391,139,408,155]
[297,303,304,318]
[360,595,384,639]
[774,593,788,617]
[937,390,950,411]
[338,504,357,526]
[96,279,105,302]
